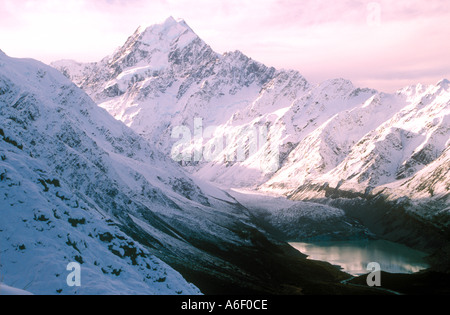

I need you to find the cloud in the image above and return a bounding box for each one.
[0,0,448,92]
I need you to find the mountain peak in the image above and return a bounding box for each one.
[136,16,197,48]
[437,78,449,87]
[319,77,354,91]
[163,16,190,28]
[164,15,177,24]
[106,17,201,69]
[139,16,184,31]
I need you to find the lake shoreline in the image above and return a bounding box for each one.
[289,240,450,295]
[289,239,430,276]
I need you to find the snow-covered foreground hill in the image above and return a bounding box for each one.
[0,50,201,294]
[1,50,374,295]
[0,283,33,295]
[52,17,449,261]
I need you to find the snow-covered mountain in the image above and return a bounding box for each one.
[51,17,307,156]
[52,17,448,195]
[0,50,201,295]
[283,80,449,250]
[272,80,449,194]
[2,49,371,295]
[51,17,448,265]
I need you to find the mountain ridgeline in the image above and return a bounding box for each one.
[1,31,382,295]
[52,17,449,266]
[0,16,448,295]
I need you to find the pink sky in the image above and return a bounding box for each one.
[0,0,449,92]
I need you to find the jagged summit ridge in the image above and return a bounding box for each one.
[137,16,195,41]
[437,78,450,90]
[3,47,351,295]
[50,18,449,211]
[130,16,199,53]
[137,16,191,32]
[104,16,205,76]
[50,17,301,147]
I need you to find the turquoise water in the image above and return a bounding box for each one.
[290,240,430,276]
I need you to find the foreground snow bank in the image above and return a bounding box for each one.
[0,283,33,295]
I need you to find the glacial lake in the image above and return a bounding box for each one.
[290,240,430,276]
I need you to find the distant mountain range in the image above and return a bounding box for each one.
[0,16,448,295]
[1,26,377,295]
[52,17,449,257]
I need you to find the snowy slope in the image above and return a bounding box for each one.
[374,145,450,228]
[51,19,449,199]
[0,51,205,295]
[0,283,33,295]
[51,17,303,156]
[3,50,332,295]
[52,18,446,196]
[50,17,449,257]
[0,141,199,295]
[195,79,378,187]
[267,80,450,197]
